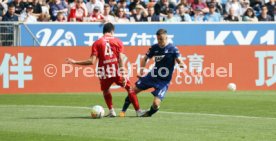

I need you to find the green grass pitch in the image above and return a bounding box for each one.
[1,91,276,141]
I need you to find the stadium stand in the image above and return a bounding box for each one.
[0,0,275,46]
[0,0,274,22]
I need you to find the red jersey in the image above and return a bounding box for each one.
[91,35,124,79]
[68,7,86,22]
[90,14,105,22]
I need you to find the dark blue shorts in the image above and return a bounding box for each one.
[135,75,170,100]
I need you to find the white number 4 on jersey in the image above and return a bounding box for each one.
[105,42,113,57]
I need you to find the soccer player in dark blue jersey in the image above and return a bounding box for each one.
[120,29,186,117]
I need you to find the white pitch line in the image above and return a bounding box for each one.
[1,104,276,120]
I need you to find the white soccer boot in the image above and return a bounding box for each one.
[105,108,116,117]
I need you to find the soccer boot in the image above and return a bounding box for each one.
[119,111,126,117]
[136,110,147,117]
[105,109,116,117]
[141,111,151,117]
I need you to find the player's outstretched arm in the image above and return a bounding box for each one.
[118,53,127,68]
[119,53,128,86]
[138,56,149,77]
[176,57,186,70]
[66,55,97,66]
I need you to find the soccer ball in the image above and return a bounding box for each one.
[227,83,237,91]
[91,105,105,119]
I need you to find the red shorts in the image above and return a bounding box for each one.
[99,76,131,91]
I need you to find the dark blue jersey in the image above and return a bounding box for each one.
[146,43,180,81]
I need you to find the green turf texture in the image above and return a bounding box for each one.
[1,91,276,141]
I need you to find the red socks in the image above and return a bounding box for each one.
[103,85,140,111]
[103,91,113,110]
[127,88,140,111]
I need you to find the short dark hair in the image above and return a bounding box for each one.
[156,29,167,36]
[8,4,15,8]
[103,22,115,34]
[261,5,267,9]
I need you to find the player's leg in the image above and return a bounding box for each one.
[102,89,116,117]
[115,77,143,116]
[124,83,140,111]
[115,77,141,110]
[121,85,143,112]
[142,84,168,117]
[120,78,151,117]
[145,97,161,117]
[121,96,131,113]
[100,78,116,117]
[120,85,145,117]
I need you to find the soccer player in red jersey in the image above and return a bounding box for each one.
[66,23,143,117]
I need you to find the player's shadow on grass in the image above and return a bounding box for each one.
[24,115,138,120]
[24,116,92,120]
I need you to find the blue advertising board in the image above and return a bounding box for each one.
[19,23,276,46]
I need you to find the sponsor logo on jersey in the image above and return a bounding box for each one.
[155,55,165,62]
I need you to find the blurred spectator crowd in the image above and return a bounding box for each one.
[0,0,275,22]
